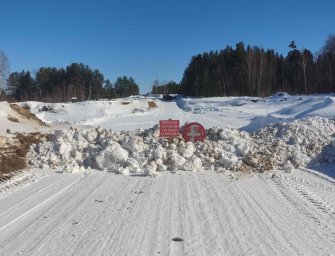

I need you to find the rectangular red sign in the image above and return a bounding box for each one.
[160,120,180,137]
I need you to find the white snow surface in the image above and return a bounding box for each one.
[0,170,335,255]
[18,93,335,176]
[20,93,335,132]
[1,93,335,255]
[28,117,335,176]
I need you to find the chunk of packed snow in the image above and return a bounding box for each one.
[95,143,129,170]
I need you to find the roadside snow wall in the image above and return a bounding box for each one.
[28,117,335,176]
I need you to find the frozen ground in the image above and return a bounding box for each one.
[0,93,335,255]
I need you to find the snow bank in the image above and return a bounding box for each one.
[253,117,335,168]
[28,117,335,176]
[23,99,157,126]
[27,124,251,175]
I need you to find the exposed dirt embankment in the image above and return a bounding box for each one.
[9,104,47,126]
[0,132,47,180]
[1,103,48,180]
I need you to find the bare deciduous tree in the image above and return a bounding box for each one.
[322,34,335,55]
[0,50,9,96]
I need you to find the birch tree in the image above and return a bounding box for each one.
[0,51,9,96]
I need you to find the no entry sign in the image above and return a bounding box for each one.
[182,122,206,142]
[160,120,180,137]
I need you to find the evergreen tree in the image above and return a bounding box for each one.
[289,40,297,50]
[7,72,22,100]
[114,76,139,97]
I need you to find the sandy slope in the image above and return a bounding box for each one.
[0,102,49,133]
[0,170,334,256]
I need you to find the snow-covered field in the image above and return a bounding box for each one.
[1,93,335,255]
[21,93,335,132]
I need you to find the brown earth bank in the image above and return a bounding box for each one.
[0,102,49,180]
[10,104,47,126]
[0,132,47,181]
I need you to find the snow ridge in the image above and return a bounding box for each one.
[27,117,335,176]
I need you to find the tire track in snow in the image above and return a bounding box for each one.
[0,177,60,219]
[0,175,82,233]
[205,173,280,255]
[240,179,302,255]
[0,174,103,255]
[0,172,41,198]
[54,175,151,256]
[271,175,335,246]
[0,171,334,256]
[294,183,335,216]
[197,173,235,255]
[100,178,150,255]
[178,174,207,256]
[36,173,129,256]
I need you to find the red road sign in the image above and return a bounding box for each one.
[182,122,206,142]
[160,120,180,137]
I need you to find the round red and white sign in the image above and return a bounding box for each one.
[182,122,206,142]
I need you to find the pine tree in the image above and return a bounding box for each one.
[289,40,297,50]
[114,76,139,97]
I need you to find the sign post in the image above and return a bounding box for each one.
[159,120,180,142]
[182,122,206,142]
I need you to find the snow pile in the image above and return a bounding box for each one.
[27,117,335,176]
[252,117,335,170]
[28,125,251,176]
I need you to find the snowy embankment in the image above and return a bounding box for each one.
[23,98,161,130]
[0,101,48,133]
[28,117,335,176]
[23,93,335,131]
[178,93,335,131]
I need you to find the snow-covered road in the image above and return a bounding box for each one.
[1,170,334,256]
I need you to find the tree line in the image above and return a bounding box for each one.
[154,34,335,97]
[151,79,182,94]
[1,62,139,102]
[2,34,335,101]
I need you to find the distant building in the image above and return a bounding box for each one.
[71,97,79,103]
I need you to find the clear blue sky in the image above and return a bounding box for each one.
[1,0,334,93]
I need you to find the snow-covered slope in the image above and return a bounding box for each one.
[0,102,48,133]
[21,94,335,132]
[178,94,335,131]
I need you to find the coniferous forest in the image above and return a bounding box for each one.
[1,34,335,102]
[0,63,139,102]
[156,35,335,97]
